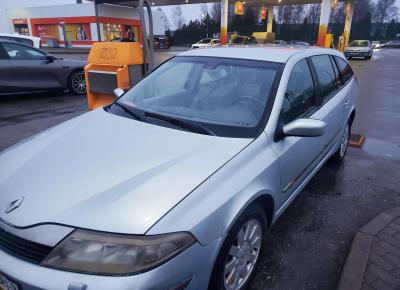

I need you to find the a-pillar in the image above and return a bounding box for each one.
[317,0,331,46]
[220,0,228,44]
[267,5,273,33]
[343,0,354,46]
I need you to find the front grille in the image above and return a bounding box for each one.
[0,226,53,264]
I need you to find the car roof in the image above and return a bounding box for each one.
[178,45,342,63]
[0,33,40,40]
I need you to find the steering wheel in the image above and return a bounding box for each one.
[232,96,265,108]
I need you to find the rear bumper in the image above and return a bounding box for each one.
[0,236,223,290]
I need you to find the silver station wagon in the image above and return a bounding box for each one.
[0,46,356,290]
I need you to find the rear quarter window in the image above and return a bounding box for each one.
[335,56,354,84]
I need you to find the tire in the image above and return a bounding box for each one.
[332,121,351,163]
[68,70,87,95]
[209,204,267,290]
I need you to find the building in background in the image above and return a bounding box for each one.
[6,2,165,47]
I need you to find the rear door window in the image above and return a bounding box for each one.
[335,56,354,84]
[310,55,338,102]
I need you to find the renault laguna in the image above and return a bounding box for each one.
[0,46,356,290]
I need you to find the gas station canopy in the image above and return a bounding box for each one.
[91,0,323,7]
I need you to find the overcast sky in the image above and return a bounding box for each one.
[1,0,399,32]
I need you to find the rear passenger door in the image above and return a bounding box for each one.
[309,54,347,154]
[0,43,15,93]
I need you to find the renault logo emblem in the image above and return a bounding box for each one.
[5,196,24,213]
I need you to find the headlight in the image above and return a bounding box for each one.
[41,229,196,275]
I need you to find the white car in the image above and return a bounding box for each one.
[191,38,220,49]
[0,33,41,48]
[0,46,356,290]
[344,40,373,59]
[371,41,381,49]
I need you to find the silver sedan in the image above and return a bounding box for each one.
[0,39,87,95]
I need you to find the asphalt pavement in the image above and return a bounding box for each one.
[0,48,399,290]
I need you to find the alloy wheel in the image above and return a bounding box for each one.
[224,219,263,290]
[71,71,86,94]
[340,123,350,158]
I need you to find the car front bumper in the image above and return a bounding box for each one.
[344,51,369,57]
[0,236,223,290]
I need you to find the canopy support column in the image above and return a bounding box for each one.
[220,0,228,45]
[343,0,354,47]
[94,1,102,41]
[317,0,331,46]
[267,5,273,33]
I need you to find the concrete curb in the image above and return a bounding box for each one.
[337,207,400,290]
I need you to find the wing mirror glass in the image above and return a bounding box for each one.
[113,88,125,98]
[283,118,326,137]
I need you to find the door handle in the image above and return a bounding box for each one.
[344,99,350,108]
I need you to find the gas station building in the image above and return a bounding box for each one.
[6,3,165,47]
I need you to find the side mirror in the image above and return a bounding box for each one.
[113,88,125,98]
[283,118,326,137]
[45,55,56,62]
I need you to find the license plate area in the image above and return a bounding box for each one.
[0,272,19,290]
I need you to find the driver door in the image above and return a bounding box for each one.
[2,42,61,92]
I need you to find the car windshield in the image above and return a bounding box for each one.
[116,56,281,138]
[198,38,212,44]
[349,40,369,47]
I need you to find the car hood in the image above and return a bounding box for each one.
[0,109,251,234]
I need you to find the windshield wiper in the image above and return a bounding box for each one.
[113,102,144,122]
[144,111,215,136]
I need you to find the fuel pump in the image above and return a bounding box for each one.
[84,0,155,110]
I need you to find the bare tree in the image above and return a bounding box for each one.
[353,0,374,23]
[157,7,171,31]
[172,6,186,29]
[210,3,221,22]
[200,3,209,17]
[330,2,345,24]
[306,3,321,24]
[293,5,305,23]
[373,0,398,23]
[282,5,296,23]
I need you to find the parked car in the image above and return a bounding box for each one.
[382,40,400,48]
[344,40,373,59]
[275,40,288,45]
[0,39,87,95]
[110,37,135,42]
[0,33,41,48]
[154,36,170,49]
[288,40,311,46]
[371,41,381,49]
[0,46,356,290]
[191,38,220,49]
[230,35,257,45]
